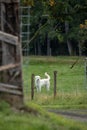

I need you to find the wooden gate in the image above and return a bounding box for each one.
[0,0,23,108]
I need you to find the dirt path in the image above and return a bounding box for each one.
[48,109,87,122]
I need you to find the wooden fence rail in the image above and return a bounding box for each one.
[0,83,22,95]
[0,63,20,71]
[0,31,18,45]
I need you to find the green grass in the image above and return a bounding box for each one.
[22,56,87,108]
[1,56,87,130]
[0,101,87,130]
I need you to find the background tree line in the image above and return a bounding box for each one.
[21,0,87,56]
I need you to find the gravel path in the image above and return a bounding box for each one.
[48,109,87,122]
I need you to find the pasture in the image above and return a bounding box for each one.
[0,56,87,130]
[22,56,87,108]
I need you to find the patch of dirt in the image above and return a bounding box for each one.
[48,109,87,122]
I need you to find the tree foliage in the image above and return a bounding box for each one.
[20,0,87,56]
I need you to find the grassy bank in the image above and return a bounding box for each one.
[0,101,87,130]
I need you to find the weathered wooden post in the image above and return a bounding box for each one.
[0,0,24,108]
[54,71,57,98]
[31,74,34,100]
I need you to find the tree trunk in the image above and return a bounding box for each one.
[65,20,74,56]
[34,41,37,55]
[47,34,51,56]
[37,40,41,55]
[67,39,74,55]
[78,41,82,56]
[37,23,42,56]
[65,7,74,56]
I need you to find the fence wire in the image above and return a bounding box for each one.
[19,6,87,104]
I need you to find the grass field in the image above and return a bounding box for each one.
[0,101,87,130]
[0,56,87,130]
[22,56,87,108]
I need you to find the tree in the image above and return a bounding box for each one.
[20,0,87,56]
[78,20,87,56]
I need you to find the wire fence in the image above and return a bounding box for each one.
[22,57,87,103]
[20,6,87,101]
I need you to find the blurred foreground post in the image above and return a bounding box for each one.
[0,0,23,108]
[54,71,57,98]
[31,74,34,100]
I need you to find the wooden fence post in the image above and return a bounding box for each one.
[54,71,57,98]
[31,74,34,100]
